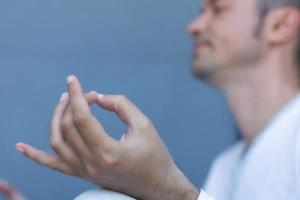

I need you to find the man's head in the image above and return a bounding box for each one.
[188,0,300,87]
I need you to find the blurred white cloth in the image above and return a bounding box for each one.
[74,189,135,200]
[198,190,215,200]
[204,94,300,200]
[74,189,213,200]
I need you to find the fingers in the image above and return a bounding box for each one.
[15,143,73,175]
[0,181,24,200]
[15,92,98,177]
[50,92,82,168]
[61,104,91,163]
[67,75,92,120]
[96,94,150,130]
[61,91,101,160]
[51,91,99,171]
[66,75,116,150]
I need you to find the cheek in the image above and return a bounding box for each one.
[210,15,259,54]
[207,24,235,60]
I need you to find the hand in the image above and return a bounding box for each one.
[0,181,25,200]
[16,75,199,200]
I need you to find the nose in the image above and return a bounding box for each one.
[187,14,208,36]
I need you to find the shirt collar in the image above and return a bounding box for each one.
[241,92,300,159]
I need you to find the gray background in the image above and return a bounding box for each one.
[0,0,236,199]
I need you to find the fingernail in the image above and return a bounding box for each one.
[67,75,75,84]
[59,92,68,101]
[16,146,25,154]
[97,93,105,99]
[90,91,98,95]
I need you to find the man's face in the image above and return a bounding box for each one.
[188,0,265,83]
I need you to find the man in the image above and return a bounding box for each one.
[9,0,300,199]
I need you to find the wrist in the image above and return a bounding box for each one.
[170,167,200,200]
[146,165,200,200]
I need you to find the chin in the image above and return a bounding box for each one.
[190,60,221,85]
[191,65,212,81]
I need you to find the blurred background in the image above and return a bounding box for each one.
[0,0,236,199]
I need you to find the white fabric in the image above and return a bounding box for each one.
[74,189,214,200]
[198,190,215,200]
[204,93,300,200]
[74,189,135,200]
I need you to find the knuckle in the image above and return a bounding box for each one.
[31,154,43,164]
[50,140,60,150]
[73,113,89,127]
[85,164,99,178]
[140,117,153,129]
[47,161,58,170]
[30,154,39,162]
[100,151,119,168]
[116,95,128,103]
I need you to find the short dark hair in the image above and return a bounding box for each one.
[258,0,300,18]
[257,0,300,72]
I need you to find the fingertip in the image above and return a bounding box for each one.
[90,91,98,95]
[84,91,98,104]
[96,94,115,112]
[97,93,105,101]
[66,75,85,97]
[96,93,107,107]
[67,75,77,85]
[15,143,25,154]
[15,142,25,147]
[0,181,10,192]
[90,91,99,99]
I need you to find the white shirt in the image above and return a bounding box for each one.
[199,94,300,200]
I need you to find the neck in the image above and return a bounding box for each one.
[224,84,299,145]
[214,56,300,145]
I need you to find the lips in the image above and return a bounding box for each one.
[197,43,209,48]
[194,42,211,51]
[193,42,212,58]
[194,36,212,48]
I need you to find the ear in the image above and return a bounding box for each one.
[264,7,300,46]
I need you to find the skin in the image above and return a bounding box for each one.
[15,76,199,200]
[188,0,300,143]
[9,0,300,199]
[0,181,24,200]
